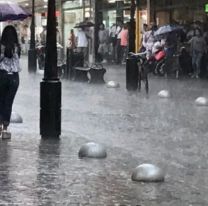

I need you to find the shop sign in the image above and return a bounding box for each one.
[205,4,208,12]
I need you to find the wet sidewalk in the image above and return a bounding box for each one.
[1,56,208,205]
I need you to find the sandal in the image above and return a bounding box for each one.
[2,130,11,139]
[2,125,11,139]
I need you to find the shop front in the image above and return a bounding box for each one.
[151,0,208,25]
[135,0,208,50]
[62,0,93,49]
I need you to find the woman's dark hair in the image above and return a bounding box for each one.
[1,25,21,58]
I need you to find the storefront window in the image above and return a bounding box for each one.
[63,0,92,50]
[63,0,90,9]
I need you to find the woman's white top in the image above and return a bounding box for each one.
[0,44,21,73]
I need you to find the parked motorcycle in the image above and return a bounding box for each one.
[145,42,166,76]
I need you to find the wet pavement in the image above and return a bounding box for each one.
[1,56,208,205]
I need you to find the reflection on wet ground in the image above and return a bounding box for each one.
[1,59,208,205]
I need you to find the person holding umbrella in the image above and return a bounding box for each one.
[76,27,89,64]
[143,22,157,59]
[0,25,21,139]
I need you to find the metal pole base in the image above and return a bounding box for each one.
[40,80,62,138]
[126,57,138,91]
[66,48,73,79]
[28,49,37,73]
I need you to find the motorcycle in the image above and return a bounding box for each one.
[146,42,166,76]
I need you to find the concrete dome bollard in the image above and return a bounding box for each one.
[37,69,44,75]
[195,97,208,106]
[78,142,107,159]
[158,90,170,98]
[10,112,23,123]
[106,81,120,88]
[131,163,165,182]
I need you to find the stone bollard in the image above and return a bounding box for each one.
[78,142,107,159]
[131,163,165,182]
[195,97,208,106]
[10,112,23,123]
[158,90,170,98]
[106,81,120,88]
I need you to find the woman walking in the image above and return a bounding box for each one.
[0,25,21,139]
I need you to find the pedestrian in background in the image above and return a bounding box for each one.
[56,28,62,44]
[120,23,129,64]
[189,30,207,78]
[115,21,122,64]
[139,23,148,52]
[68,29,76,50]
[76,27,88,64]
[98,23,109,63]
[143,23,156,59]
[0,25,21,139]
[109,23,117,62]
[20,24,28,54]
[40,26,47,45]
[186,23,201,40]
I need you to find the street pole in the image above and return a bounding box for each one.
[89,0,92,18]
[147,0,150,25]
[126,0,138,91]
[83,0,85,20]
[28,0,37,73]
[129,0,136,52]
[116,1,124,24]
[40,0,62,138]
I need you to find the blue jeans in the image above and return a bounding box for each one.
[192,50,203,75]
[0,71,19,127]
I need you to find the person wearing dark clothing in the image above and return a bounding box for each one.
[0,25,21,139]
[115,21,122,64]
[178,47,193,75]
[165,31,177,57]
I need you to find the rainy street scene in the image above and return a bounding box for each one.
[1,0,208,206]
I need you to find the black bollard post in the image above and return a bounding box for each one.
[126,0,138,91]
[40,0,61,138]
[126,56,138,90]
[28,0,37,73]
[66,48,70,79]
[66,48,74,80]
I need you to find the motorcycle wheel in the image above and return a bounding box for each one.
[156,61,166,76]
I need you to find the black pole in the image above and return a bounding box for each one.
[128,0,136,53]
[40,0,62,138]
[83,0,85,20]
[116,1,124,24]
[28,0,37,73]
[89,0,92,18]
[126,0,138,91]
